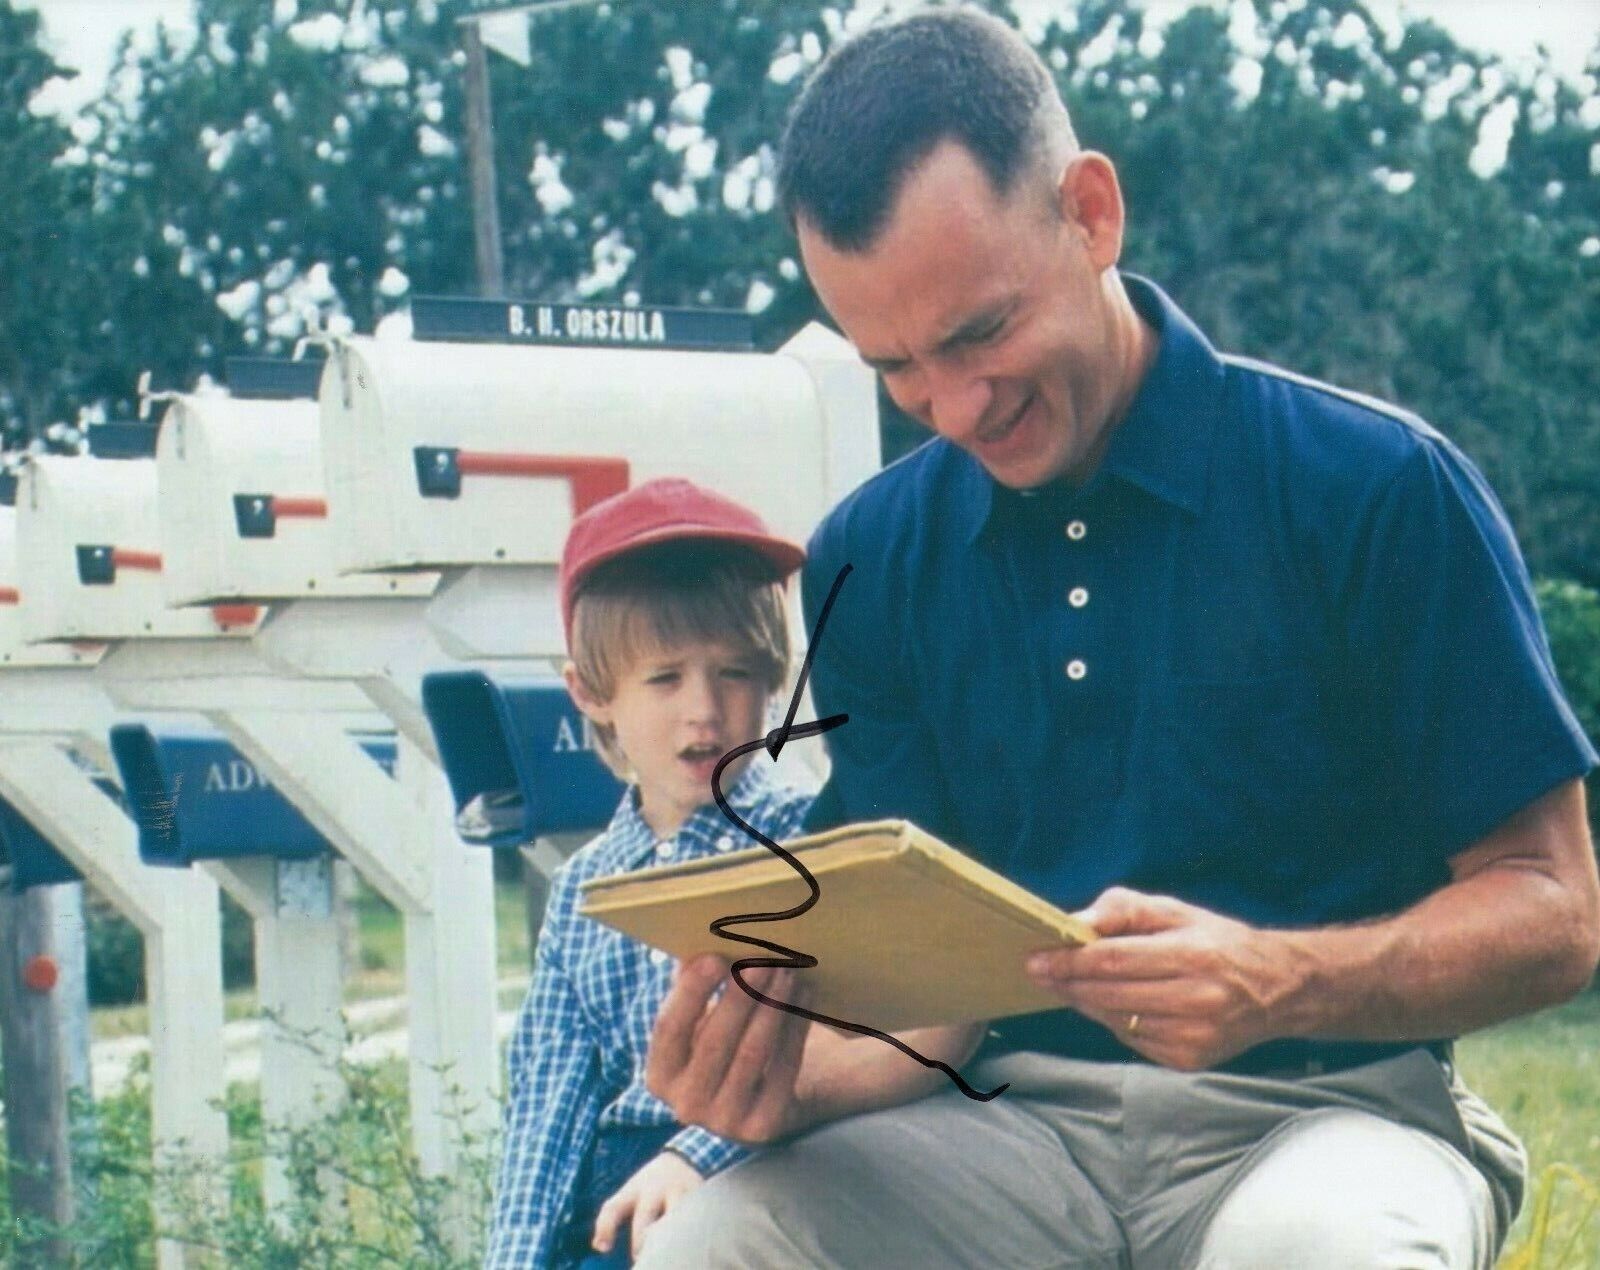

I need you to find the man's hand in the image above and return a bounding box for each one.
[646,955,991,1142]
[1026,887,1307,1071]
[591,1150,703,1260]
[1029,782,1600,1067]
[645,957,813,1146]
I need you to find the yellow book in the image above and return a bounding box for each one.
[579,819,1096,1033]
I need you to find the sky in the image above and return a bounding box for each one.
[18,0,1600,117]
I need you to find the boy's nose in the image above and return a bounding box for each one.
[681,673,723,725]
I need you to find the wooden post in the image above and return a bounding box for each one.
[205,855,346,1230]
[212,712,501,1258]
[0,743,229,1270]
[0,885,74,1268]
[50,882,92,1102]
[461,20,506,297]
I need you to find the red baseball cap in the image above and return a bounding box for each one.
[559,478,806,645]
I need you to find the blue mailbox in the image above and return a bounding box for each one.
[421,671,623,848]
[0,795,83,890]
[109,723,397,867]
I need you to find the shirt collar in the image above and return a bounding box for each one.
[956,274,1225,544]
[606,757,786,869]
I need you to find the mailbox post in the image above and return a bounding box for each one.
[2,488,229,1270]
[108,721,399,1230]
[79,381,444,1231]
[15,428,405,1247]
[147,368,506,1250]
[0,800,79,1266]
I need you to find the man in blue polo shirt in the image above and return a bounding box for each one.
[637,10,1599,1267]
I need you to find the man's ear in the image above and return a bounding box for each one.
[563,660,612,728]
[1056,151,1125,273]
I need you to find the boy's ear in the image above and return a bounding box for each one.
[562,660,612,727]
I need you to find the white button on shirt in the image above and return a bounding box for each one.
[649,948,670,966]
[1065,520,1087,541]
[1066,659,1088,680]
[1068,587,1089,608]
[716,834,737,852]
[654,839,676,859]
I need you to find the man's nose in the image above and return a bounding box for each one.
[922,365,994,445]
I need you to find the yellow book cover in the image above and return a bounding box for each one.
[579,819,1096,1033]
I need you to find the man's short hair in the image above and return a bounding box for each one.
[777,7,1074,250]
[569,541,790,780]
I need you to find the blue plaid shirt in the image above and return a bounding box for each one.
[485,760,814,1268]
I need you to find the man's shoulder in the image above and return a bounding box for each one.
[1217,353,1464,505]
[1224,354,1439,455]
[807,437,967,565]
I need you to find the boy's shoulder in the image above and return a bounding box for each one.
[731,772,816,836]
[556,816,644,888]
[557,773,814,886]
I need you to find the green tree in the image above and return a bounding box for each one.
[68,0,478,417]
[6,0,1598,586]
[1035,0,1600,584]
[0,1,96,449]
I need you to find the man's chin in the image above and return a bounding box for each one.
[971,448,1069,491]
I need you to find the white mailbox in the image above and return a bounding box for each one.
[0,505,101,669]
[156,392,438,605]
[319,306,877,575]
[16,455,253,642]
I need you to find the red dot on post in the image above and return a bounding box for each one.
[22,955,59,994]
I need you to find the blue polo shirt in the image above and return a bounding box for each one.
[800,275,1597,1071]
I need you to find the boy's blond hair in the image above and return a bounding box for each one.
[568,540,791,780]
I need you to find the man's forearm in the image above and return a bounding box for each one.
[1028,780,1597,1071]
[793,1021,987,1131]
[1280,781,1600,1042]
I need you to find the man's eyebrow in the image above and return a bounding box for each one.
[936,303,1011,352]
[859,304,1014,372]
[860,350,910,373]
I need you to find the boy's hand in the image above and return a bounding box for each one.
[591,1150,704,1259]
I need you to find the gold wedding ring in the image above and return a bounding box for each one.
[1127,1013,1141,1035]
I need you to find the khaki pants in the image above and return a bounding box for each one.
[635,1048,1525,1269]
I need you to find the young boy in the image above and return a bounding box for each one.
[486,478,814,1269]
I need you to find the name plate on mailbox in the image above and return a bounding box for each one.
[1,795,83,890]
[421,670,623,848]
[410,297,754,351]
[225,356,326,401]
[110,724,398,867]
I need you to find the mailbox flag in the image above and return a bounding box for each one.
[479,11,532,66]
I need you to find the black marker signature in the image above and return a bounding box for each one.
[709,562,1008,1103]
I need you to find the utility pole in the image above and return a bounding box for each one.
[460,18,506,297]
[458,0,605,298]
[456,0,607,965]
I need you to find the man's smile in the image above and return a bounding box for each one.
[975,390,1036,449]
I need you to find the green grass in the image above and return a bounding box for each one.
[348,875,533,984]
[92,879,535,1042]
[1457,990,1600,1266]
[91,986,263,1041]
